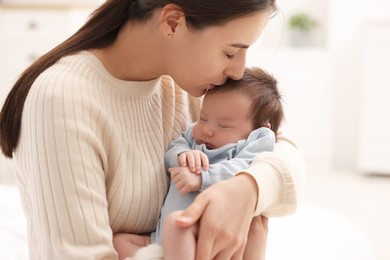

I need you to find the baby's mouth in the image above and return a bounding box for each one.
[204,142,214,149]
[196,139,214,149]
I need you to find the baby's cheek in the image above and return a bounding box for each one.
[192,123,202,140]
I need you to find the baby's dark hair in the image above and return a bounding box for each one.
[207,67,284,135]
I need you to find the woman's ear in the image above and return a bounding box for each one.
[265,122,271,129]
[160,4,185,39]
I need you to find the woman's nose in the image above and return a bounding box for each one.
[224,52,246,80]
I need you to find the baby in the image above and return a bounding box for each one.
[114,67,284,260]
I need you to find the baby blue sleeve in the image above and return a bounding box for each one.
[200,128,275,190]
[164,126,195,169]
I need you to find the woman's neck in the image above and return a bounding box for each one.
[92,20,168,82]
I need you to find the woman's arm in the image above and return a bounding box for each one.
[15,81,117,259]
[242,133,306,216]
[176,132,305,259]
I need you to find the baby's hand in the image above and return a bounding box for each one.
[178,150,209,174]
[169,167,202,194]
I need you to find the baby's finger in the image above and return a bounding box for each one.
[186,154,196,173]
[178,153,187,167]
[200,153,209,171]
[194,153,202,174]
[169,168,180,180]
[178,185,189,195]
[175,180,184,191]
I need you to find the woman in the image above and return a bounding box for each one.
[0,0,305,259]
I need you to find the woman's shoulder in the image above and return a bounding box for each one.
[25,52,108,119]
[32,51,98,94]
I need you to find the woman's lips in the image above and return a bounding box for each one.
[208,80,226,90]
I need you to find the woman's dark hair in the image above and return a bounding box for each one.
[0,0,276,158]
[207,67,284,136]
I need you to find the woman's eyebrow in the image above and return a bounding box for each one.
[228,43,249,49]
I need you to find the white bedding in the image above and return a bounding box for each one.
[266,205,376,260]
[0,185,28,260]
[0,185,375,260]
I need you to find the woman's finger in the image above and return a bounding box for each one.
[195,216,215,260]
[208,226,245,260]
[229,246,246,260]
[213,247,241,260]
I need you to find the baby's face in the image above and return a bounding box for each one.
[193,91,253,149]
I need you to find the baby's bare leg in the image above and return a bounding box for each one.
[243,215,268,260]
[113,233,151,260]
[163,210,198,260]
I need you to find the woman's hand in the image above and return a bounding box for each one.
[243,215,269,260]
[175,173,259,260]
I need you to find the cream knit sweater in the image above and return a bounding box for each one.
[14,51,304,259]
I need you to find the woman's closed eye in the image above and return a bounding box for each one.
[225,53,234,60]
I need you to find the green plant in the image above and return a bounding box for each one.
[288,12,317,32]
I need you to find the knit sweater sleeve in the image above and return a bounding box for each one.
[236,133,306,217]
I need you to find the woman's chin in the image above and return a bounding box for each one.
[189,89,208,97]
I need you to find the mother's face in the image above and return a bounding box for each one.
[167,10,271,97]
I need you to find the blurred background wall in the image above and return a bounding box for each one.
[0,0,389,259]
[247,0,390,175]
